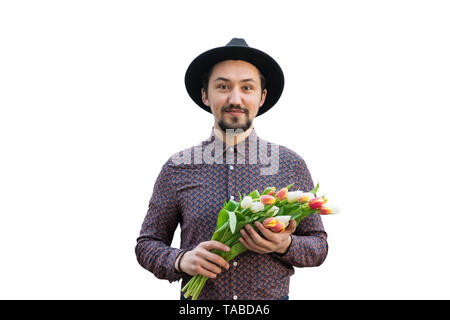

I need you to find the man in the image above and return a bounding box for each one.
[135,38,328,300]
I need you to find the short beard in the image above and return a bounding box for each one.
[218,105,252,132]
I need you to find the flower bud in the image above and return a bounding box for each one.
[250,202,264,213]
[309,197,326,210]
[275,188,288,200]
[286,191,303,203]
[260,195,276,205]
[267,206,280,216]
[271,222,286,233]
[299,192,315,203]
[263,217,277,228]
[262,186,276,196]
[240,196,253,209]
[319,206,333,215]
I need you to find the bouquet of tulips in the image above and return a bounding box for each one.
[181,183,336,300]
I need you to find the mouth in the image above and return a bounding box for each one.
[225,109,246,116]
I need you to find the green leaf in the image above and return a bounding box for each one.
[215,208,229,230]
[225,199,239,212]
[228,210,237,234]
[248,189,260,200]
[310,183,320,195]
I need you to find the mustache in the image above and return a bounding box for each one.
[221,105,249,114]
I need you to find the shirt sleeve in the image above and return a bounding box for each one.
[135,159,183,282]
[273,155,329,267]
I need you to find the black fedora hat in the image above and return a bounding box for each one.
[185,38,284,117]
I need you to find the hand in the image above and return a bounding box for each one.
[239,220,296,254]
[176,241,230,278]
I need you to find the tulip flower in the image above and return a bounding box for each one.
[262,187,276,196]
[319,206,333,215]
[309,197,326,210]
[263,217,286,233]
[286,190,303,203]
[299,192,315,203]
[267,206,279,216]
[260,195,276,205]
[323,203,339,214]
[250,202,264,213]
[275,187,288,200]
[263,217,277,228]
[240,196,253,209]
[271,221,286,233]
[182,182,335,300]
[275,215,292,226]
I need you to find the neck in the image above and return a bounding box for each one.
[213,123,253,146]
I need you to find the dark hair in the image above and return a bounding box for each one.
[201,66,266,97]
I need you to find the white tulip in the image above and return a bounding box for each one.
[275,215,292,226]
[299,192,315,202]
[250,202,264,213]
[267,206,280,216]
[240,196,253,209]
[286,191,303,203]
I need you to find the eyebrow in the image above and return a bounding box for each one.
[214,77,256,83]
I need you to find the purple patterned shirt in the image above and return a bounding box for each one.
[135,127,328,300]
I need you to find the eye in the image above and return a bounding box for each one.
[242,85,253,91]
[217,84,228,90]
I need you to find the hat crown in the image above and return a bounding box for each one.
[226,38,249,47]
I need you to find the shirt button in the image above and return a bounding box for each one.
[233,295,238,300]
[229,165,234,170]
[233,262,238,267]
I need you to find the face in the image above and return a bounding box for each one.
[201,60,267,132]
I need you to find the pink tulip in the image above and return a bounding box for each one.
[263,217,277,228]
[271,222,286,233]
[275,187,288,200]
[260,195,276,205]
[263,217,286,233]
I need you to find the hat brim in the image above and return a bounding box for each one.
[185,45,284,117]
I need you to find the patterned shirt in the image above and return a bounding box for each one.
[135,127,328,300]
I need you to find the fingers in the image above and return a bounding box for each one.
[240,223,272,253]
[286,219,296,233]
[180,241,230,278]
[198,247,230,270]
[201,240,230,253]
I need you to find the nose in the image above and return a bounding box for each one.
[228,86,242,106]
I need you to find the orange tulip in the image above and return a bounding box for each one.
[319,206,333,215]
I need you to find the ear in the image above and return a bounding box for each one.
[259,88,267,107]
[201,88,210,107]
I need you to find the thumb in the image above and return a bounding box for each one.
[286,219,297,233]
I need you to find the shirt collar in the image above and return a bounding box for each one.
[205,126,259,160]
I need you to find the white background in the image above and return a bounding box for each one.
[1,0,449,299]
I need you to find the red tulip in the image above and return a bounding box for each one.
[309,197,325,210]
